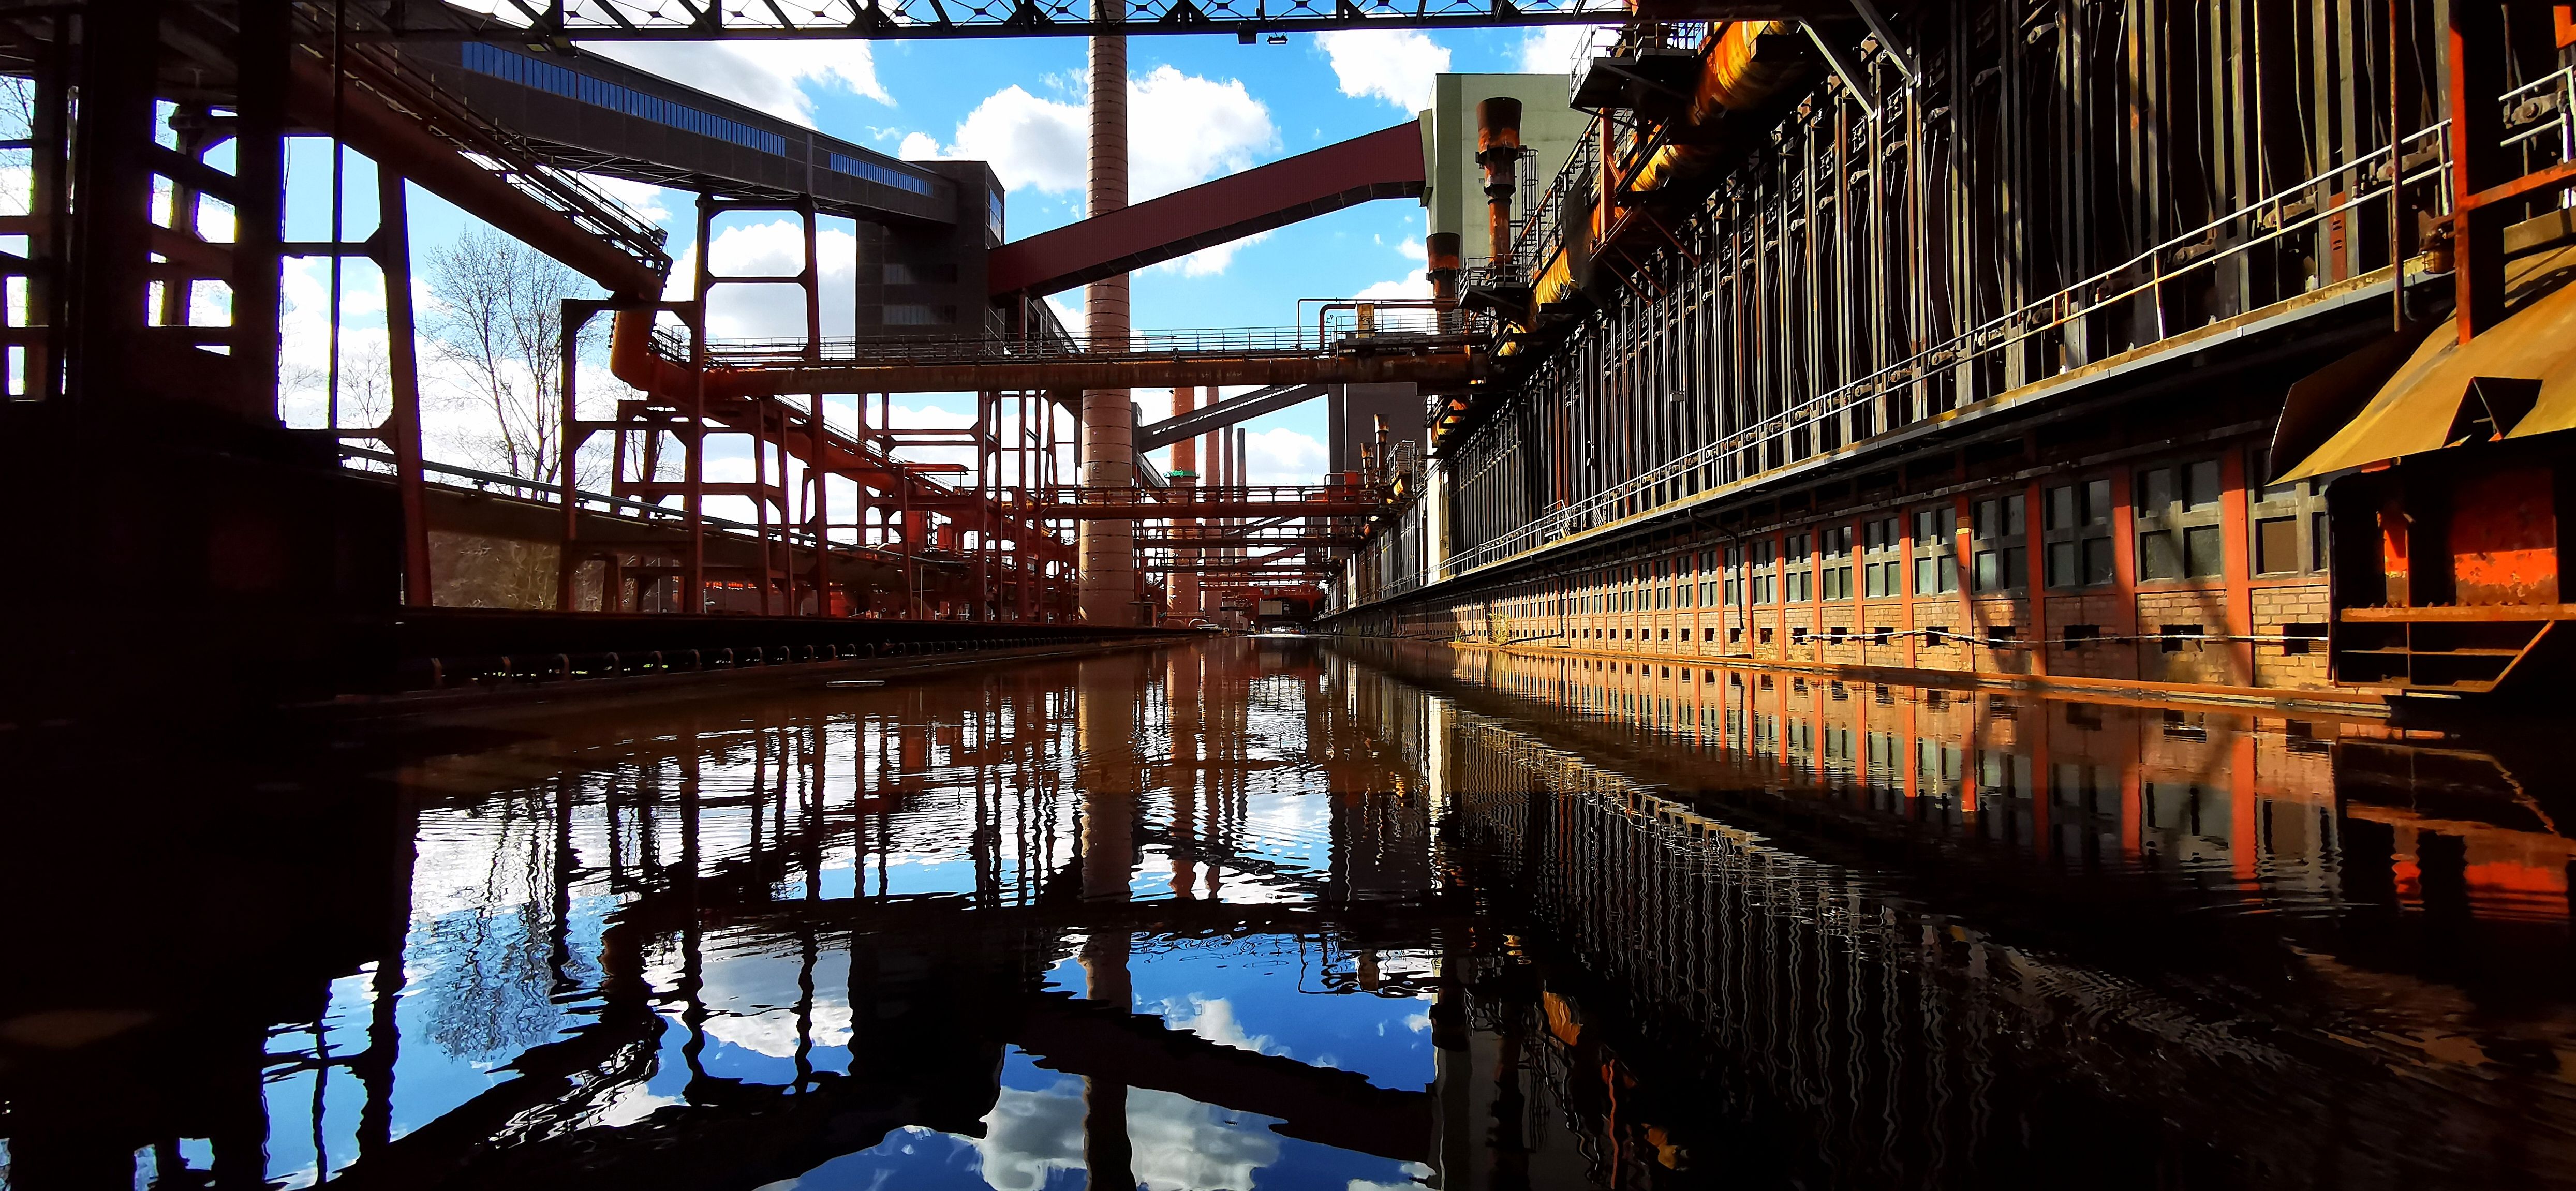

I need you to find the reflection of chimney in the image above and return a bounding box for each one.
[1476,98,1524,272]
[1426,231,1462,333]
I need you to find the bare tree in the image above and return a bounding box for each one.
[424,226,590,489]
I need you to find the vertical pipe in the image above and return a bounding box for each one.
[1427,230,1463,332]
[687,197,715,611]
[1078,29,1137,624]
[1478,98,1525,271]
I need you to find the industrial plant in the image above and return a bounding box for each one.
[7,1,2576,1187]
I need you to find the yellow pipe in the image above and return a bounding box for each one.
[1624,21,1809,197]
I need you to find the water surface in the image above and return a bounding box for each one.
[5,638,2574,1188]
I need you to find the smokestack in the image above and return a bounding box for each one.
[1076,27,1135,626]
[1476,97,1523,274]
[1426,231,1462,333]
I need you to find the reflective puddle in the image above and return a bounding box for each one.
[5,638,2576,1188]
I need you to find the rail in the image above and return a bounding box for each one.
[688,308,1483,370]
[337,446,1064,570]
[1441,67,2576,579]
[291,3,673,281]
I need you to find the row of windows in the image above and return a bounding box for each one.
[461,45,938,197]
[464,43,789,155]
[1519,452,2329,613]
[826,150,938,197]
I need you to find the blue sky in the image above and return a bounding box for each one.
[273,24,1594,500]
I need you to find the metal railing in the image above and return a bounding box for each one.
[688,305,1481,369]
[336,446,931,561]
[1439,68,2576,580]
[292,3,673,280]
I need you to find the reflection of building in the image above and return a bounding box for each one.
[1345,636,2576,1187]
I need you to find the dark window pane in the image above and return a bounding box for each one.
[2084,479,2113,524]
[2082,537,2115,585]
[2006,494,2025,536]
[1975,550,2000,591]
[2256,516,2300,574]
[2185,524,2224,577]
[2185,459,2223,509]
[2047,485,2077,530]
[2047,541,2076,586]
[2140,530,2182,580]
[2312,511,2331,571]
[2140,468,2177,512]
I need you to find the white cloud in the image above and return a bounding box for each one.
[1518,24,1609,75]
[1147,230,1272,278]
[897,131,944,161]
[1157,995,1282,1056]
[671,219,859,339]
[1314,30,1449,111]
[915,67,1277,205]
[1129,67,1277,200]
[587,41,890,128]
[569,171,673,225]
[1243,427,1328,485]
[965,1080,1287,1191]
[1354,270,1430,302]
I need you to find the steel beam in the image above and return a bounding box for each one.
[1135,384,1329,453]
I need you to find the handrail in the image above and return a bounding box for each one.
[1393,67,2576,592]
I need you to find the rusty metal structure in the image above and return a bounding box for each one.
[14,0,2576,713]
[1330,2,2576,710]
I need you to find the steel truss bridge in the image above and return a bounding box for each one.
[336,0,1823,40]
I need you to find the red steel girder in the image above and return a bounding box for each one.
[987,121,1428,298]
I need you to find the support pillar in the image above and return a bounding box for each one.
[1172,385,1201,623]
[1077,30,1136,624]
[377,174,433,607]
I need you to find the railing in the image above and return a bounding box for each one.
[292,3,673,280]
[690,305,1482,368]
[1440,68,2576,580]
[1032,482,1395,510]
[337,446,1074,570]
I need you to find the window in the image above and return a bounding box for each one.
[2044,478,2116,587]
[1861,516,1903,598]
[1912,505,1959,595]
[2248,448,2330,575]
[2282,622,2327,654]
[1970,494,2027,592]
[1784,534,1814,603]
[462,43,797,157]
[1722,547,1743,606]
[885,304,957,325]
[1820,525,1855,600]
[826,150,940,196]
[2137,460,2225,581]
[1749,539,1778,604]
[2062,624,2099,648]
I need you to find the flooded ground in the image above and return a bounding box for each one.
[6,637,2576,1188]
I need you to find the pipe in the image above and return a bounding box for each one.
[1426,230,1462,332]
[1623,21,1811,197]
[1476,97,1523,270]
